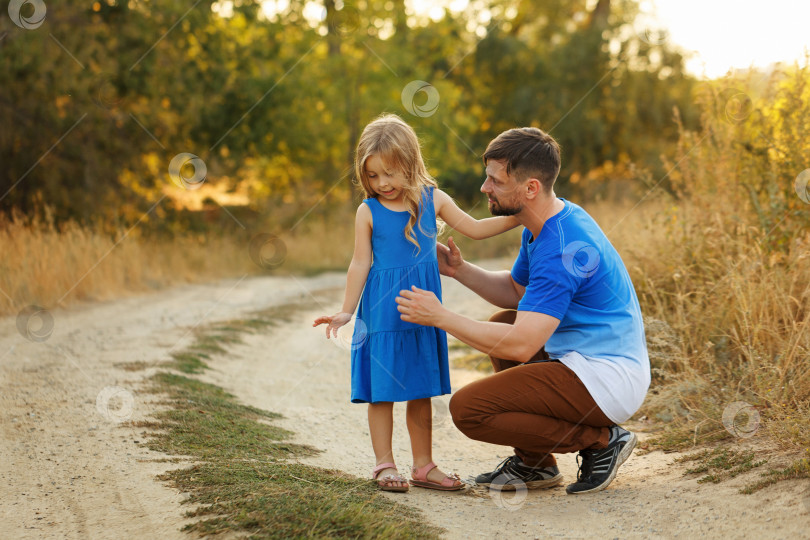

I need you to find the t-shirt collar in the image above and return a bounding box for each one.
[527,198,568,244]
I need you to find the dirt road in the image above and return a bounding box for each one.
[1,267,806,539]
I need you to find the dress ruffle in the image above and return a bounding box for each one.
[351,325,449,403]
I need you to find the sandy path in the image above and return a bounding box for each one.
[0,274,340,539]
[1,268,807,539]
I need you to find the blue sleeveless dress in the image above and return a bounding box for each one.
[351,186,451,403]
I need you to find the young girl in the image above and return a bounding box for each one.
[313,114,518,492]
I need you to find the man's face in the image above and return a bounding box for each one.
[481,159,523,216]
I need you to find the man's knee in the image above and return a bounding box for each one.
[488,309,548,362]
[488,309,517,324]
[449,386,480,433]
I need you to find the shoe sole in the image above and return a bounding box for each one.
[478,473,564,491]
[566,431,638,495]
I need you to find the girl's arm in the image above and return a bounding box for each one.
[434,189,519,240]
[313,204,373,338]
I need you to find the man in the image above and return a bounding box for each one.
[395,127,650,494]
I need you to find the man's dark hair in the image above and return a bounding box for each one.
[483,127,561,192]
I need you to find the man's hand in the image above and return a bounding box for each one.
[396,286,446,327]
[313,311,353,339]
[437,236,464,278]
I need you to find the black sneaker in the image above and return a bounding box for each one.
[475,455,563,490]
[566,425,637,495]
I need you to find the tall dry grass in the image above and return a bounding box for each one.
[599,64,810,452]
[0,201,519,318]
[0,213,254,315]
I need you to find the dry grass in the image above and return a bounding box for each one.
[0,213,254,315]
[0,202,520,317]
[0,206,364,316]
[604,65,810,453]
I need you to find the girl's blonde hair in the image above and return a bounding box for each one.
[355,114,438,253]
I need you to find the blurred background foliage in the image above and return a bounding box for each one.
[1,0,699,232]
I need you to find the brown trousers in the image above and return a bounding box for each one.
[449,310,613,468]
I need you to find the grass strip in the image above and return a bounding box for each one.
[741,457,810,494]
[676,447,768,485]
[138,305,443,538]
[639,423,737,453]
[161,306,290,374]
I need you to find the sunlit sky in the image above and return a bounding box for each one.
[250,0,810,79]
[639,0,810,78]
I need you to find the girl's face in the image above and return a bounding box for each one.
[365,154,407,203]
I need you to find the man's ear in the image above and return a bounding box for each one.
[524,178,542,200]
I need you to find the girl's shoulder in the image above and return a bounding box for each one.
[356,200,373,224]
[430,186,450,211]
[359,197,379,216]
[431,186,447,202]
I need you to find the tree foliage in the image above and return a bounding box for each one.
[0,0,698,228]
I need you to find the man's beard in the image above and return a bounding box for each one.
[489,197,522,216]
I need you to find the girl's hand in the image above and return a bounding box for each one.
[313,312,353,339]
[396,286,445,327]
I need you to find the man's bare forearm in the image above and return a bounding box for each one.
[437,310,529,361]
[453,262,520,309]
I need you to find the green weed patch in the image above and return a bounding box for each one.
[139,306,442,538]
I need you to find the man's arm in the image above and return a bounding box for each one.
[396,286,559,362]
[438,237,525,309]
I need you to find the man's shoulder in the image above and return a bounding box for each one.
[557,201,596,229]
[527,202,610,273]
[554,203,609,246]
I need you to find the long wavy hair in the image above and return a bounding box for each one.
[355,114,438,254]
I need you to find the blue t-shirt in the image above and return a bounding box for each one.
[511,199,650,423]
